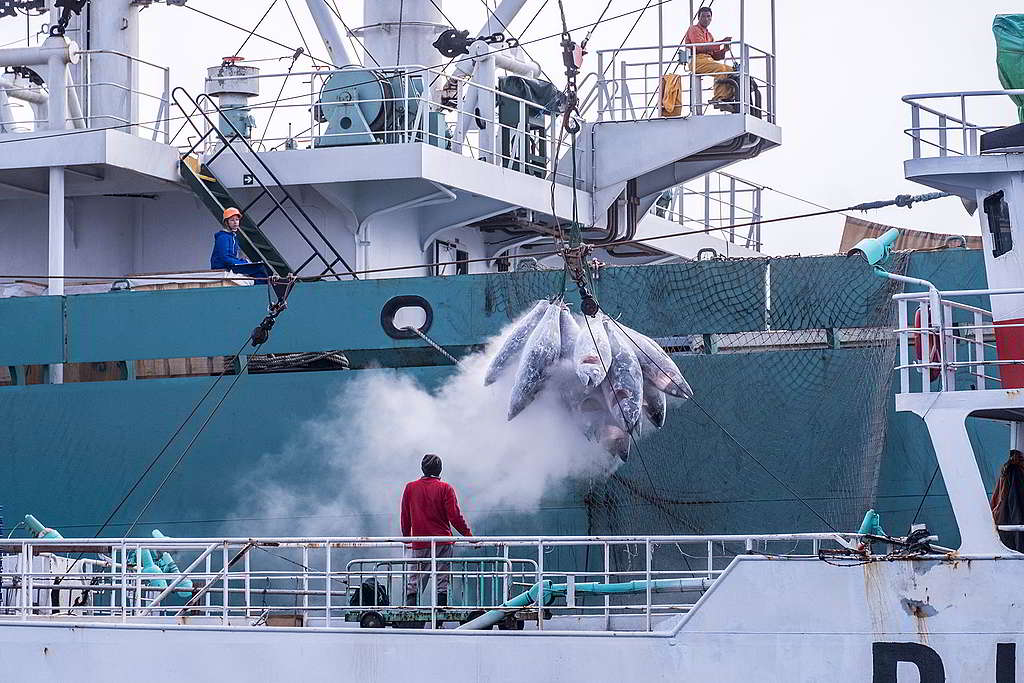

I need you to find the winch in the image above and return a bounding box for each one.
[314,68,449,148]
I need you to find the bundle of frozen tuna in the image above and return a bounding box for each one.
[483,299,692,461]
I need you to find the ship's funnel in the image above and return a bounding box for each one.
[846,228,900,266]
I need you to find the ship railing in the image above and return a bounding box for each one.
[183,65,585,186]
[892,287,1020,393]
[0,50,171,143]
[650,172,763,251]
[0,533,857,632]
[588,39,776,123]
[902,90,1024,159]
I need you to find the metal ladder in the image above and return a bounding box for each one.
[172,87,358,280]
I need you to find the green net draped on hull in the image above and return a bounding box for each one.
[484,253,909,538]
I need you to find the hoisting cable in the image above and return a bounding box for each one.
[257,46,306,150]
[60,275,297,554]
[235,0,280,57]
[44,276,299,600]
[473,0,554,84]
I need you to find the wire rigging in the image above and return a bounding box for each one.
[0,0,684,153]
[235,0,280,57]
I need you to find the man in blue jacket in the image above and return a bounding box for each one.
[210,207,270,281]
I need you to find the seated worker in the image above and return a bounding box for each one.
[684,6,735,109]
[210,207,270,281]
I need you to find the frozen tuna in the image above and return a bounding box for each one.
[613,323,693,400]
[603,319,644,430]
[507,304,562,420]
[598,380,632,461]
[573,316,612,387]
[643,381,667,428]
[558,304,580,361]
[484,300,549,386]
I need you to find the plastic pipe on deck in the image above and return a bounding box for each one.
[457,577,714,630]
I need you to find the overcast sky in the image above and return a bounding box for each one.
[2,0,1019,255]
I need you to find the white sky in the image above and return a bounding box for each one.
[2,0,1020,255]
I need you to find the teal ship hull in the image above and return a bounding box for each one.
[0,250,997,545]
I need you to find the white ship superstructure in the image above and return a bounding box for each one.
[0,0,778,300]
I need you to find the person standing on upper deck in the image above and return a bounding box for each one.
[400,454,472,607]
[684,6,735,107]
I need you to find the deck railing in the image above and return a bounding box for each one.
[588,39,776,123]
[184,65,583,186]
[0,533,856,632]
[650,172,763,251]
[902,90,1024,159]
[892,288,1016,393]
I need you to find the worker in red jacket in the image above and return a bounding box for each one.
[401,454,472,606]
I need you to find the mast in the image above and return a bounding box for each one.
[304,0,357,67]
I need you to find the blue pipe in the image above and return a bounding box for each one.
[457,577,712,630]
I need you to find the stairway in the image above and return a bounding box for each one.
[180,155,292,277]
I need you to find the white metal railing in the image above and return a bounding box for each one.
[650,172,762,250]
[0,49,170,142]
[891,287,1024,394]
[903,90,1024,159]
[185,65,582,185]
[0,533,856,632]
[589,39,776,123]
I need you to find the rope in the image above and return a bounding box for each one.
[404,325,460,365]
[474,0,554,83]
[123,344,263,537]
[324,0,383,67]
[235,0,280,57]
[911,465,941,525]
[283,0,315,60]
[0,189,960,285]
[582,0,617,48]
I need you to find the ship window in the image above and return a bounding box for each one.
[984,191,1013,258]
[432,240,469,276]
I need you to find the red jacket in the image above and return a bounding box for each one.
[401,476,472,549]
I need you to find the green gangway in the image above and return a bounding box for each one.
[179,156,292,277]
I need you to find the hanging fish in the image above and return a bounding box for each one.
[603,318,644,430]
[610,322,693,400]
[484,299,549,386]
[643,381,667,428]
[597,380,631,461]
[508,304,562,420]
[558,304,580,361]
[573,315,612,387]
